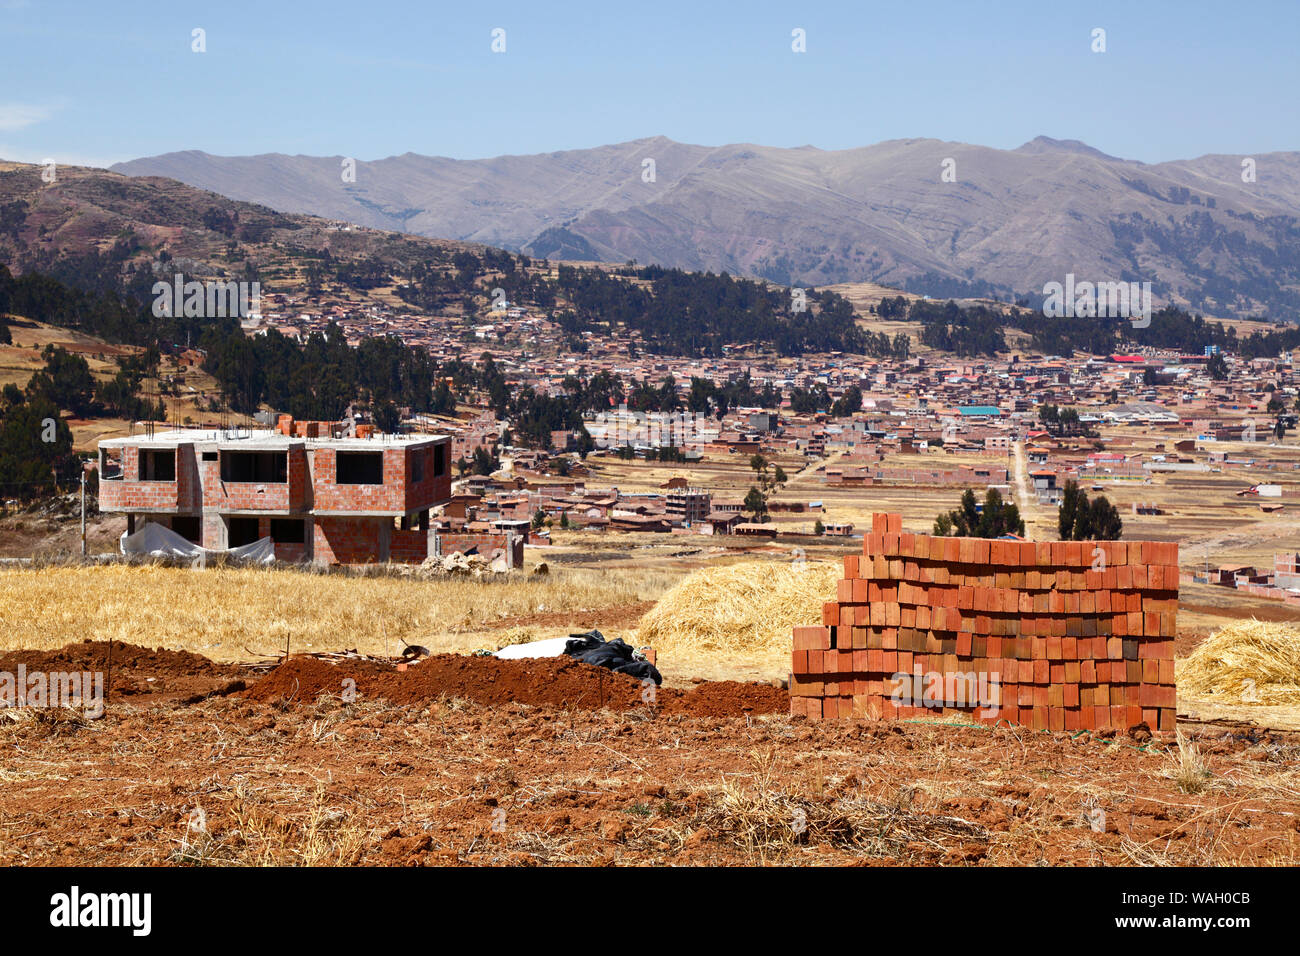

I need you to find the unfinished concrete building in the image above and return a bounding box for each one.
[98,417,452,565]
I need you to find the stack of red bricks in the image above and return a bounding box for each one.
[790,513,1178,732]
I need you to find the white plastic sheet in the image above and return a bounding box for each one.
[493,636,573,660]
[120,521,276,564]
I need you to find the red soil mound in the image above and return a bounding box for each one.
[245,653,786,717]
[0,641,224,675]
[0,640,245,701]
[241,656,392,704]
[670,680,788,718]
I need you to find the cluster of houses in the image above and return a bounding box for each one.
[129,285,1295,561]
[438,471,791,538]
[1201,553,1300,607]
[419,335,1298,496]
[248,285,1298,475]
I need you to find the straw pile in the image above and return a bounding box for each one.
[1178,619,1300,705]
[635,560,839,670]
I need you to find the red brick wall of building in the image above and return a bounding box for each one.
[99,445,194,513]
[310,444,449,515]
[313,517,385,565]
[202,446,301,512]
[390,528,428,563]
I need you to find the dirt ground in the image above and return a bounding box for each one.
[2,500,1298,867]
[0,508,126,559]
[1,640,1298,867]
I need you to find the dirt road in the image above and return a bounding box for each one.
[1012,440,1038,528]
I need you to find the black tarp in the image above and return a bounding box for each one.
[564,629,662,685]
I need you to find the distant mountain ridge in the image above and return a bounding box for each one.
[109,136,1300,318]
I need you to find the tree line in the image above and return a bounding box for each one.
[930,482,1121,541]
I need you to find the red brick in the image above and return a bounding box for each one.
[793,625,831,650]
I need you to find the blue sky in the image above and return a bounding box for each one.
[2,0,1297,166]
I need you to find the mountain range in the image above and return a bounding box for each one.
[110,136,1300,318]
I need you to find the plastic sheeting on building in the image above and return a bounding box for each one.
[120,522,276,564]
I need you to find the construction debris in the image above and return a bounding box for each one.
[237,648,399,673]
[406,550,511,578]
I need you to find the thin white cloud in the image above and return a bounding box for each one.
[0,145,121,169]
[0,102,55,132]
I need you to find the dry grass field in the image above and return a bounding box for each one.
[586,445,1023,536]
[0,562,679,666]
[0,318,128,392]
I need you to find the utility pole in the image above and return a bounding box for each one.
[80,467,87,557]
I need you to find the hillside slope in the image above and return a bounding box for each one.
[110,136,1300,317]
[0,161,872,360]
